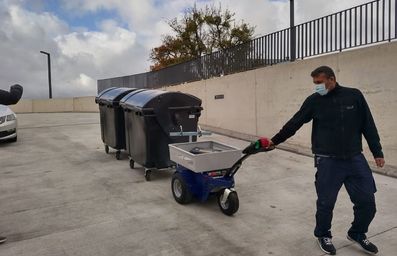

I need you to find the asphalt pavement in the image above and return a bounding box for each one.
[0,113,396,256]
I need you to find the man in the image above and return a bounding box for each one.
[0,83,23,245]
[269,66,384,255]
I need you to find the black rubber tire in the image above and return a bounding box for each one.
[9,136,17,143]
[104,145,109,154]
[171,172,192,204]
[145,170,152,181]
[115,151,121,160]
[217,190,239,216]
[129,159,135,169]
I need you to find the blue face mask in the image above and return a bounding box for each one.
[314,83,329,96]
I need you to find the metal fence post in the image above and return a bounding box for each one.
[290,0,296,61]
[395,0,397,39]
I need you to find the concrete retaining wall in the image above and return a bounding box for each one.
[10,96,98,113]
[32,99,74,113]
[10,99,33,113]
[73,96,99,112]
[165,41,397,169]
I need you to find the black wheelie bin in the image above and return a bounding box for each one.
[95,87,139,159]
[120,89,202,180]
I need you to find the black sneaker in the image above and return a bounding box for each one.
[317,237,336,255]
[0,236,6,244]
[347,234,378,255]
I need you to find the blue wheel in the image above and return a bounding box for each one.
[172,172,192,204]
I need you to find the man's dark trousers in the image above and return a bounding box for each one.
[314,153,377,238]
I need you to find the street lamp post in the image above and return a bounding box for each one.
[40,51,53,99]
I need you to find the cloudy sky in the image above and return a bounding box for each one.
[0,0,371,98]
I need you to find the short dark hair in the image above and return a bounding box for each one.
[311,66,336,79]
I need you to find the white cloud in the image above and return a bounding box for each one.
[0,2,146,99]
[60,0,196,51]
[0,0,374,99]
[55,20,137,66]
[72,73,96,88]
[59,0,372,50]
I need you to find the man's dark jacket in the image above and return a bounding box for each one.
[271,83,383,159]
[0,84,23,105]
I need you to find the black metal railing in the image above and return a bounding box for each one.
[98,0,396,92]
[295,0,396,58]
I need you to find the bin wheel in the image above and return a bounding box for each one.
[115,151,121,160]
[104,145,109,154]
[144,169,152,181]
[217,190,239,216]
[129,159,135,169]
[171,172,192,204]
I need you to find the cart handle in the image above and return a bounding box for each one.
[224,146,275,178]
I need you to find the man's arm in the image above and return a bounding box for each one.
[271,96,313,145]
[0,84,23,105]
[359,91,384,165]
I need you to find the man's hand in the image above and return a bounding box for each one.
[268,140,276,149]
[375,158,385,168]
[0,84,23,105]
[10,84,23,92]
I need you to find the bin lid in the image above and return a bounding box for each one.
[120,89,202,137]
[119,89,148,107]
[119,89,201,112]
[95,87,138,106]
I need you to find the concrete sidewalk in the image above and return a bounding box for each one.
[0,113,396,256]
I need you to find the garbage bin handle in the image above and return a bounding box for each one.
[169,125,212,142]
[197,125,211,136]
[168,106,192,110]
[168,106,203,111]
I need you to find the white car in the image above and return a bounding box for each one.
[0,104,17,142]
